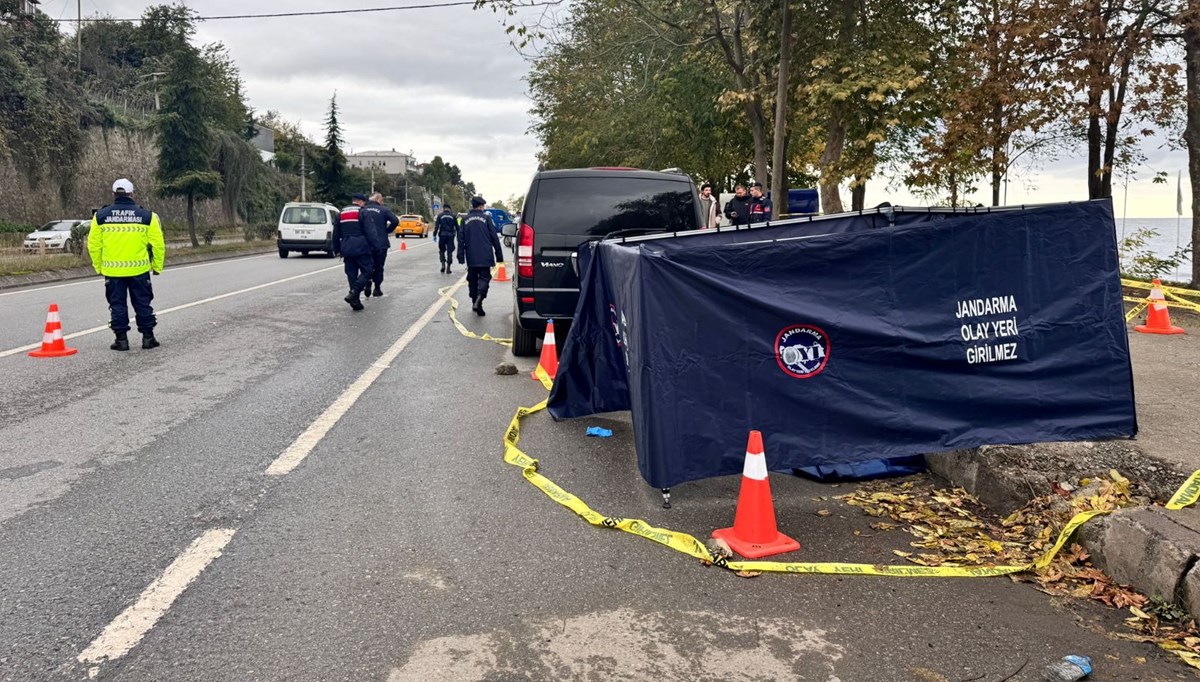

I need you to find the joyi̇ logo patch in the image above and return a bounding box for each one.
[775,325,830,379]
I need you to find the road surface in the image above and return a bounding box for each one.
[0,240,1190,681]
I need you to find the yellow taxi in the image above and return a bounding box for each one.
[394,214,428,238]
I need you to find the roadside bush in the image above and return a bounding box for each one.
[0,220,37,234]
[66,222,90,256]
[1120,227,1192,281]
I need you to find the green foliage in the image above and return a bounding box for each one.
[67,222,91,256]
[314,94,348,204]
[0,220,36,234]
[1120,227,1192,281]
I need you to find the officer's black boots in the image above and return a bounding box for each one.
[344,290,364,311]
[373,284,384,297]
[440,263,446,274]
[473,296,486,316]
[363,286,372,298]
[142,333,160,350]
[110,333,129,352]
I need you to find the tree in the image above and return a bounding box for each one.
[156,44,222,247]
[1056,0,1179,199]
[313,94,348,204]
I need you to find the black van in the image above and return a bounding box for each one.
[505,168,703,356]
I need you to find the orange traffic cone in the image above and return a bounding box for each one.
[28,304,78,358]
[531,320,559,382]
[400,241,408,252]
[1135,279,1184,335]
[712,431,800,559]
[495,262,510,282]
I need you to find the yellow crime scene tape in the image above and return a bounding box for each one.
[440,285,512,347]
[1122,279,1200,314]
[442,288,1200,577]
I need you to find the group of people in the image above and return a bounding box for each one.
[332,192,399,311]
[697,182,773,228]
[432,196,505,315]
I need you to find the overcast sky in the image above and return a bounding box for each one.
[39,0,1192,217]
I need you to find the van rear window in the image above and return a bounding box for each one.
[531,177,697,236]
[282,207,328,225]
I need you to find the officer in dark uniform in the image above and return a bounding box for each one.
[332,196,381,311]
[360,192,399,297]
[433,204,458,274]
[457,196,504,315]
[748,182,773,224]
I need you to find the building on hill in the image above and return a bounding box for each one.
[348,149,417,176]
[251,124,275,164]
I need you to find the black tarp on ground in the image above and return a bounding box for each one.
[549,200,1137,489]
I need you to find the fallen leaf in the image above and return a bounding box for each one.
[816,509,832,517]
[735,570,762,579]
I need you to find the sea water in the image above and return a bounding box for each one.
[1116,217,1193,282]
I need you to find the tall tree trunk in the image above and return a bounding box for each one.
[770,0,793,214]
[1101,54,1135,199]
[851,178,866,211]
[818,113,847,213]
[1185,1,1200,285]
[748,101,770,185]
[187,193,199,248]
[1087,96,1104,199]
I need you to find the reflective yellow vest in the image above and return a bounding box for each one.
[88,197,165,277]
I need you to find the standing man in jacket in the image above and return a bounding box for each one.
[699,183,719,229]
[433,204,458,274]
[360,192,399,297]
[332,195,381,311]
[89,178,166,351]
[748,182,773,224]
[723,184,752,226]
[457,196,504,315]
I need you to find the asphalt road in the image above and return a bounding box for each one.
[0,239,1192,681]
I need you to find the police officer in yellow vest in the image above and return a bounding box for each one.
[88,178,166,351]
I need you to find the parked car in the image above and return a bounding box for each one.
[505,167,703,356]
[24,219,87,253]
[395,215,428,238]
[483,207,514,234]
[277,202,339,258]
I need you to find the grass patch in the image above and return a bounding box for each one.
[0,241,275,277]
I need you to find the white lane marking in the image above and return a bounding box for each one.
[77,528,236,665]
[266,279,464,476]
[0,253,274,298]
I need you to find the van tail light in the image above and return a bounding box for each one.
[517,223,534,279]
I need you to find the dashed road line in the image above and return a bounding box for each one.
[77,528,237,666]
[265,278,465,476]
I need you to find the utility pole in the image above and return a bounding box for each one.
[300,150,307,202]
[77,0,81,71]
[370,163,376,194]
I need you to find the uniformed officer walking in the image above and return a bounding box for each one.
[333,194,384,311]
[457,196,504,315]
[433,204,457,274]
[88,178,166,351]
[360,192,399,297]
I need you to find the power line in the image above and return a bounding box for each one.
[49,0,557,23]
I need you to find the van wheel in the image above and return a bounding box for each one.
[512,311,540,357]
[278,248,288,259]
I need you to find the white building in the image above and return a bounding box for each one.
[347,149,417,176]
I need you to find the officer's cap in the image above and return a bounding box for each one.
[471,196,486,207]
[112,178,134,194]
[352,192,368,201]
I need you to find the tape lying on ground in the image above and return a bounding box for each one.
[450,289,1200,576]
[439,285,512,347]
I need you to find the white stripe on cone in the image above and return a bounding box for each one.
[742,451,768,481]
[48,311,60,323]
[42,332,54,344]
[545,328,556,345]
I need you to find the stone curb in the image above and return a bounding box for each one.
[0,246,275,291]
[927,448,1200,618]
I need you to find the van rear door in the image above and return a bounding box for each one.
[527,175,699,318]
[279,205,330,244]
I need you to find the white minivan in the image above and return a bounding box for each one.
[277,202,340,258]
